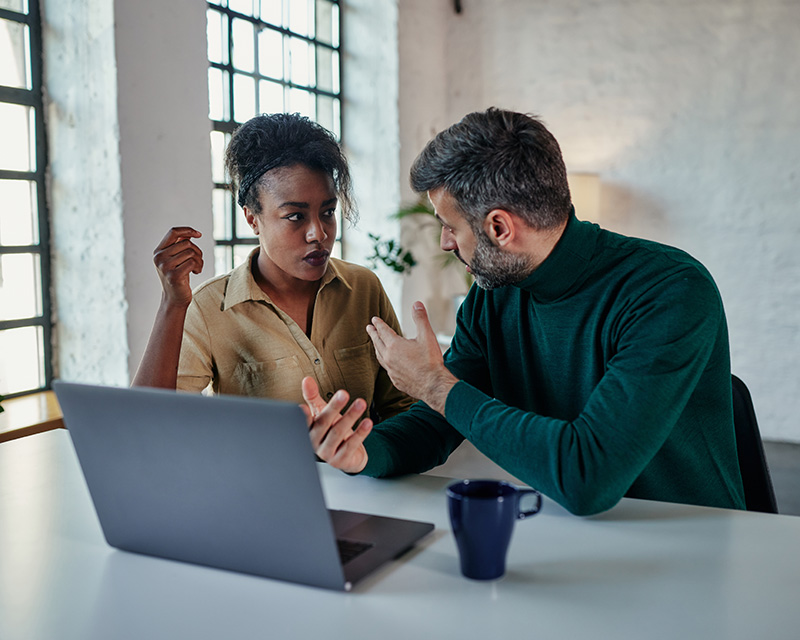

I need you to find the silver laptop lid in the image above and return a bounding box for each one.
[54,381,347,590]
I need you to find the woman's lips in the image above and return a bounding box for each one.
[303,250,330,267]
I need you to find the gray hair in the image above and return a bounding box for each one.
[410,108,571,231]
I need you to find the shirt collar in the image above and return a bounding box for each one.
[222,248,352,311]
[514,208,600,302]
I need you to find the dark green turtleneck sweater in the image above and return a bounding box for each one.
[363,213,745,515]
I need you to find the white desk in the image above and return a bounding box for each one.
[2,430,799,640]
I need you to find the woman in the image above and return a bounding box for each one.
[133,113,412,421]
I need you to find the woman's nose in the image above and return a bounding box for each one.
[306,219,327,243]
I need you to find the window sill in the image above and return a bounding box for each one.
[0,391,65,443]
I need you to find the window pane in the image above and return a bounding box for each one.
[288,0,310,37]
[258,79,283,113]
[0,252,42,321]
[232,73,256,122]
[214,245,232,276]
[316,46,334,93]
[287,88,314,120]
[0,0,27,13]
[0,325,45,396]
[331,97,340,138]
[288,37,313,87]
[210,131,228,183]
[232,18,255,72]
[330,3,339,47]
[233,244,254,268]
[259,0,282,26]
[257,27,283,80]
[0,103,34,171]
[331,50,339,93]
[206,9,228,65]
[212,188,233,241]
[331,232,342,259]
[314,1,334,45]
[316,94,336,135]
[0,19,31,89]
[0,179,37,245]
[207,0,224,6]
[208,67,230,121]
[228,0,254,16]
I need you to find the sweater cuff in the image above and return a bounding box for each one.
[445,380,492,439]
[360,433,394,477]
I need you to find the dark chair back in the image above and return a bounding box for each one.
[731,375,778,514]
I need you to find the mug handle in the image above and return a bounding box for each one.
[517,488,542,519]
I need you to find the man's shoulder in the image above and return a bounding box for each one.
[598,228,713,282]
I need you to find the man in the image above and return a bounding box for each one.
[303,107,745,516]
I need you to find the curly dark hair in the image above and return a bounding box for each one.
[224,113,356,223]
[410,108,571,231]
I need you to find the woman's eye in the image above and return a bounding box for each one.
[323,208,336,218]
[284,212,303,221]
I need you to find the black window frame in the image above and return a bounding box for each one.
[0,0,53,399]
[206,0,344,274]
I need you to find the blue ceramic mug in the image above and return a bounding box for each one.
[446,479,542,581]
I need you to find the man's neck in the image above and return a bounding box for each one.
[521,218,569,272]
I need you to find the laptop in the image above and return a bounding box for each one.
[53,381,434,591]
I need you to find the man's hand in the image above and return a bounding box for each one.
[153,226,204,308]
[366,301,457,415]
[301,377,371,474]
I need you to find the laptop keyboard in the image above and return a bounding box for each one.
[337,538,373,565]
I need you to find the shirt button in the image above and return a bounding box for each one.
[314,358,321,365]
[326,392,333,399]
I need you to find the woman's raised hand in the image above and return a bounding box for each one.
[153,227,204,308]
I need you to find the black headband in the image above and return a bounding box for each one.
[236,155,287,207]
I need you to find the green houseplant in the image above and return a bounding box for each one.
[367,200,472,288]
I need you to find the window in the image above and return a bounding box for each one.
[0,0,51,398]
[206,0,343,275]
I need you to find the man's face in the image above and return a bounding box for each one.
[428,188,532,290]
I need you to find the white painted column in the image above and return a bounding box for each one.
[43,0,214,384]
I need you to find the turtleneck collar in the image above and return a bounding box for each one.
[514,208,600,303]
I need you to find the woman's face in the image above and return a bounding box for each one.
[245,164,337,287]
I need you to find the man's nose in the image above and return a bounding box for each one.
[440,227,456,252]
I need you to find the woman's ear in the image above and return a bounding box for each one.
[483,209,516,247]
[244,207,259,235]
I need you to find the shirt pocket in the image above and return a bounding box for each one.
[232,355,304,402]
[334,341,380,405]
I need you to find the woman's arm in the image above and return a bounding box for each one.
[132,227,203,389]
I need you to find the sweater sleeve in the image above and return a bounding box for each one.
[444,268,727,516]
[361,288,490,476]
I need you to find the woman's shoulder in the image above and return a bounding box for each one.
[329,257,383,290]
[189,270,234,310]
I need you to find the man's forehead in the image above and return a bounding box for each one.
[427,188,460,222]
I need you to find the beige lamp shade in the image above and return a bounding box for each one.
[567,173,601,223]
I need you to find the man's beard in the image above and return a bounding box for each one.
[456,232,533,290]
